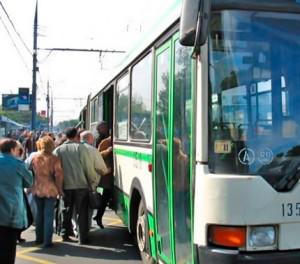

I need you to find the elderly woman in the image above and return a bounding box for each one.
[0,138,33,264]
[31,136,63,247]
[13,141,30,243]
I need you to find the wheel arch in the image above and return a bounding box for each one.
[129,177,147,234]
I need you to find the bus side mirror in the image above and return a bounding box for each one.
[179,0,210,50]
[179,0,201,46]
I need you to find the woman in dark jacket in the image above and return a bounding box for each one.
[0,138,33,264]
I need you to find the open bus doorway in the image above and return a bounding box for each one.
[103,86,114,136]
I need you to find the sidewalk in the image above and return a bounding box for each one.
[16,211,142,264]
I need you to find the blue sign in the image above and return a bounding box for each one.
[2,93,32,111]
[2,94,18,110]
[18,88,29,105]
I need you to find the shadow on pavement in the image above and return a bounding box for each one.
[18,225,141,262]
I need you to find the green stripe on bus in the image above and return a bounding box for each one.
[114,148,152,163]
[114,188,130,226]
[147,213,157,260]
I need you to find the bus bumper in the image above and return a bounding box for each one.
[197,246,300,264]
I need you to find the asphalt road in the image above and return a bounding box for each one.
[16,210,142,264]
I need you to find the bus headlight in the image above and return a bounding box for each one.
[248,226,277,249]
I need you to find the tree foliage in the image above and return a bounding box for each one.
[0,107,47,127]
[56,119,78,130]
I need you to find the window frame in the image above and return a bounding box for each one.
[115,72,130,141]
[129,51,153,143]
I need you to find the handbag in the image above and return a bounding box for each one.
[23,191,33,230]
[88,190,103,209]
[83,170,103,209]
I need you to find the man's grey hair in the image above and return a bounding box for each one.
[80,130,93,141]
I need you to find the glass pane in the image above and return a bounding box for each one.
[98,94,103,122]
[131,53,152,141]
[94,97,99,122]
[173,40,193,264]
[91,100,95,123]
[155,48,170,257]
[116,74,129,140]
[208,10,300,190]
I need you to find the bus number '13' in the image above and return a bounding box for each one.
[282,203,300,217]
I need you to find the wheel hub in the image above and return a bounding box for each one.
[137,214,146,252]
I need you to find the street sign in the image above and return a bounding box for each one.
[18,88,30,111]
[2,94,18,110]
[2,93,32,111]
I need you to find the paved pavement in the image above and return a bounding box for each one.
[16,210,142,264]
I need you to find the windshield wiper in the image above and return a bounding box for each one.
[273,159,300,192]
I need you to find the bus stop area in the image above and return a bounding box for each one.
[16,210,142,264]
[0,115,25,138]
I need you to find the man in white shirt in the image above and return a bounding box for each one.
[80,130,109,186]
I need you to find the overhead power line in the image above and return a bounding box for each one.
[0,0,32,55]
[0,13,31,73]
[38,48,125,54]
[38,47,126,70]
[54,97,85,101]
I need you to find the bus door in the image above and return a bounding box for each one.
[153,34,194,264]
[103,86,114,132]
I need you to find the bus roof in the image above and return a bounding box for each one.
[90,0,300,101]
[90,0,182,99]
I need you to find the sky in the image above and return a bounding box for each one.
[0,0,175,125]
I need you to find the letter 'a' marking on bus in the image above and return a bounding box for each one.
[238,148,255,165]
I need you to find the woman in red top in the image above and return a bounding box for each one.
[31,136,63,247]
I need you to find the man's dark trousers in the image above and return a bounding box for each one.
[0,225,18,264]
[61,189,89,243]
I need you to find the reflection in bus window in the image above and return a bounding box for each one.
[208,10,300,191]
[116,74,129,140]
[173,40,193,264]
[155,48,171,257]
[130,53,152,141]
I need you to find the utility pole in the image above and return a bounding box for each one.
[50,92,53,131]
[46,81,50,131]
[31,0,38,130]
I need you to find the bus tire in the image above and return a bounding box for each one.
[136,200,155,264]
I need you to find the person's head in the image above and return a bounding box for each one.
[0,138,20,156]
[55,134,67,147]
[64,127,79,141]
[27,131,33,138]
[39,131,47,138]
[15,141,24,158]
[38,136,55,154]
[21,130,28,137]
[36,139,42,151]
[77,128,85,135]
[47,132,56,141]
[96,121,108,137]
[80,130,94,145]
[173,137,182,155]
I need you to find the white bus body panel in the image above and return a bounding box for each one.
[193,164,300,250]
[114,144,153,213]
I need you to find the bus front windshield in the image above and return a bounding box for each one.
[208,10,300,191]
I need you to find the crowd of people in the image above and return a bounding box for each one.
[0,122,113,264]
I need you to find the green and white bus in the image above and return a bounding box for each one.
[80,0,300,263]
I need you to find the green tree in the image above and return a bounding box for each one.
[0,106,47,128]
[56,119,78,131]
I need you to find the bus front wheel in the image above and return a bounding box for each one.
[136,200,155,264]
